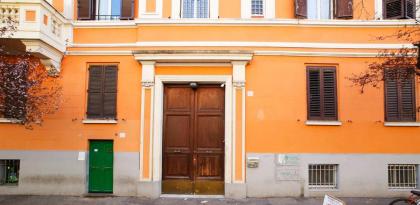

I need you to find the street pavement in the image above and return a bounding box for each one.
[0,195,395,205]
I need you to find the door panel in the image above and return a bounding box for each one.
[162,84,225,195]
[89,140,113,193]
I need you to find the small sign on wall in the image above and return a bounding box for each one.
[78,152,86,161]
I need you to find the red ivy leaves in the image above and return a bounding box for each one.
[0,54,62,129]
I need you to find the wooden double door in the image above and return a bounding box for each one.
[162,84,225,195]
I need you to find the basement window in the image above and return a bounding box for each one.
[0,160,20,186]
[388,164,417,189]
[308,164,338,189]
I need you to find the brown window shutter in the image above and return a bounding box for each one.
[307,68,322,120]
[77,0,93,20]
[295,0,308,18]
[383,0,404,19]
[385,68,416,122]
[121,0,135,20]
[322,68,338,120]
[405,0,415,19]
[103,66,118,119]
[307,67,338,121]
[87,66,104,119]
[334,0,353,19]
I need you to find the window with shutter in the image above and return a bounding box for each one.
[87,65,118,119]
[307,66,338,121]
[334,0,353,18]
[385,68,416,122]
[77,0,94,20]
[295,0,308,18]
[78,0,134,20]
[383,0,416,19]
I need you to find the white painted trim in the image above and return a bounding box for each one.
[134,52,253,62]
[241,0,251,18]
[384,122,420,127]
[209,0,219,19]
[82,119,118,124]
[70,19,419,27]
[265,0,275,19]
[153,75,233,184]
[66,50,417,58]
[71,41,416,50]
[171,0,181,19]
[139,87,146,181]
[155,62,232,66]
[0,118,21,123]
[241,86,246,183]
[375,0,383,20]
[305,121,342,126]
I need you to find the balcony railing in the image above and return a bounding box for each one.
[0,0,70,72]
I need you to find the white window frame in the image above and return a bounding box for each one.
[251,0,265,17]
[375,0,420,19]
[171,0,218,19]
[181,0,210,18]
[307,0,334,20]
[241,0,275,18]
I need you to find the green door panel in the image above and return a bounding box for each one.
[89,140,113,193]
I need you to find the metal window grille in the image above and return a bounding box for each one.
[0,160,20,185]
[251,0,264,16]
[308,164,338,189]
[182,0,209,18]
[388,164,417,189]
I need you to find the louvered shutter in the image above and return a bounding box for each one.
[383,0,404,19]
[295,0,308,18]
[307,67,338,120]
[335,0,353,19]
[385,68,416,122]
[77,0,93,20]
[121,0,135,20]
[103,66,118,119]
[307,68,322,119]
[87,66,104,119]
[405,0,415,19]
[322,68,338,120]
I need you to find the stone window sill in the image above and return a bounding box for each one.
[0,118,21,123]
[305,120,342,126]
[384,122,420,127]
[82,119,118,124]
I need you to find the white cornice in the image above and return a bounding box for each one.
[69,41,416,50]
[72,19,419,28]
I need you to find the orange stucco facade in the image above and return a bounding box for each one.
[1,0,419,198]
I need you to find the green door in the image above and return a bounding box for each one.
[89,140,113,193]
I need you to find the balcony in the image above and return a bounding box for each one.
[0,0,71,72]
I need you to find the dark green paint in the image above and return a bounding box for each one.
[88,140,113,193]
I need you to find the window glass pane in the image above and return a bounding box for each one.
[111,0,121,19]
[252,0,264,15]
[320,0,330,19]
[182,0,195,18]
[98,0,111,20]
[307,0,318,19]
[196,0,209,18]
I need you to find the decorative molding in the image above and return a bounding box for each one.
[141,81,155,87]
[139,0,163,18]
[233,82,246,88]
[153,75,233,183]
[22,40,63,72]
[134,51,253,63]
[384,122,420,127]
[71,41,416,50]
[65,50,417,58]
[305,120,343,126]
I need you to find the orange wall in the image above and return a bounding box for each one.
[0,56,142,152]
[245,56,420,154]
[1,55,419,154]
[52,0,64,13]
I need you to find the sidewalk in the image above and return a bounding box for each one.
[0,195,394,205]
